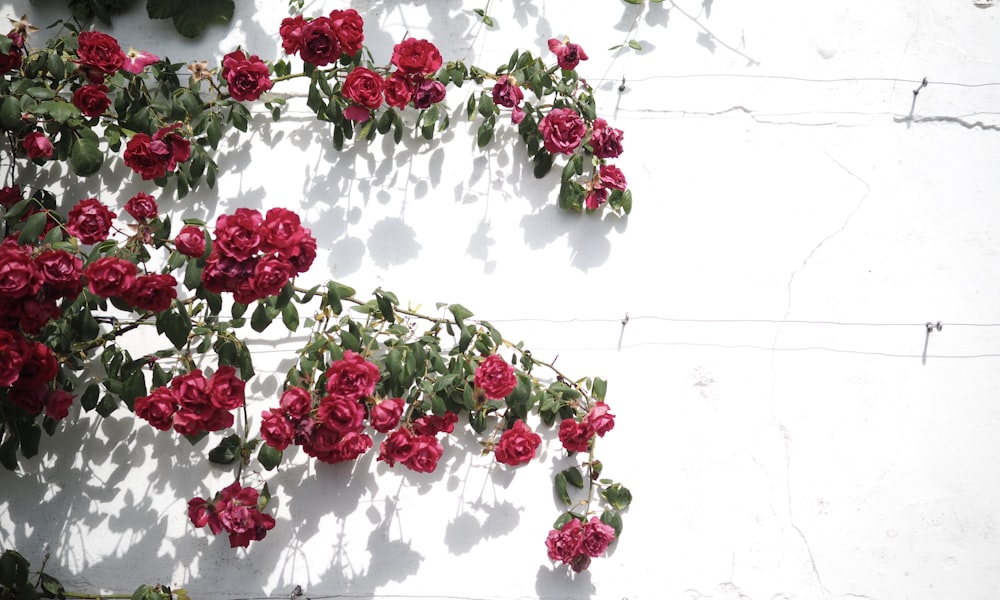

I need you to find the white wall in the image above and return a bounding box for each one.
[2,1,1000,598]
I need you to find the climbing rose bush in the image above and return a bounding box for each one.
[0,7,633,587]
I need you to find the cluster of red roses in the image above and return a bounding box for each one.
[280,10,446,122]
[0,237,74,418]
[545,516,617,573]
[17,29,160,164]
[558,401,616,453]
[200,207,316,305]
[258,351,456,472]
[187,481,275,548]
[473,354,544,466]
[134,366,245,437]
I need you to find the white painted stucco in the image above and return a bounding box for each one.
[2,1,1000,599]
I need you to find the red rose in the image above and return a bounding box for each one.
[251,255,295,299]
[15,297,61,333]
[187,497,216,531]
[208,365,245,411]
[8,385,46,415]
[123,133,170,180]
[377,427,414,466]
[369,397,403,433]
[201,253,253,294]
[45,390,75,420]
[15,342,58,388]
[474,354,517,400]
[76,31,125,81]
[0,239,42,298]
[391,38,442,75]
[538,108,586,155]
[0,32,22,74]
[153,123,191,169]
[84,256,137,297]
[261,207,304,251]
[383,72,414,109]
[402,434,443,473]
[324,350,380,402]
[23,131,53,160]
[72,84,111,118]
[124,192,158,221]
[411,78,445,109]
[597,164,627,191]
[260,409,295,451]
[214,208,264,260]
[134,386,178,431]
[35,249,83,298]
[0,330,30,386]
[558,418,594,453]
[215,482,275,548]
[299,17,341,66]
[174,225,206,257]
[343,67,384,114]
[411,411,457,436]
[329,9,364,57]
[583,401,615,437]
[590,119,624,159]
[317,395,366,434]
[0,185,21,208]
[222,50,273,102]
[545,518,583,564]
[279,386,313,419]
[125,274,176,312]
[327,431,373,463]
[66,198,115,244]
[492,74,523,109]
[547,37,588,70]
[280,230,316,274]
[171,370,210,410]
[494,419,542,466]
[279,15,307,55]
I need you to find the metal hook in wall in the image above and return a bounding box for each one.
[921,321,943,365]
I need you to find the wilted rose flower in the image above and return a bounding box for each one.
[589,118,624,159]
[547,37,588,70]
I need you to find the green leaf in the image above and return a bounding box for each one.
[281,301,299,331]
[251,302,275,332]
[17,211,47,244]
[600,482,633,510]
[70,137,104,177]
[258,482,271,510]
[0,550,29,586]
[554,471,571,504]
[0,95,23,131]
[258,443,282,471]
[0,434,17,471]
[80,383,100,411]
[19,424,41,458]
[592,377,608,401]
[477,119,494,148]
[158,305,192,350]
[146,0,234,38]
[208,433,241,464]
[561,466,584,488]
[39,100,80,123]
[40,572,65,598]
[628,39,643,51]
[533,151,553,179]
[553,512,576,530]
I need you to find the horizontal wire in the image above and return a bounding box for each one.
[603,73,1000,88]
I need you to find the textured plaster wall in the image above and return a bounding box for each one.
[1,1,1000,599]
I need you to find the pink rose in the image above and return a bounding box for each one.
[124,192,158,221]
[369,397,404,433]
[324,350,380,402]
[547,37,588,70]
[125,273,177,312]
[580,517,616,557]
[134,386,178,431]
[174,225,206,257]
[67,198,115,244]
[187,497,217,531]
[84,256,137,297]
[492,74,523,109]
[123,48,158,74]
[583,401,615,437]
[589,119,624,159]
[402,434,443,473]
[558,418,594,453]
[597,164,627,191]
[72,84,111,118]
[391,38,442,75]
[538,108,586,155]
[251,255,295,300]
[545,518,584,564]
[474,354,517,400]
[222,49,273,102]
[585,187,608,211]
[299,17,341,66]
[23,132,53,160]
[171,370,211,412]
[494,419,542,466]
